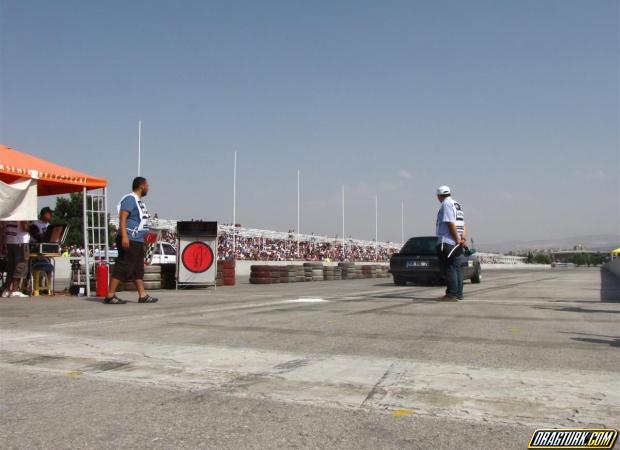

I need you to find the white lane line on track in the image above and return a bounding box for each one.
[284,298,329,303]
[49,298,332,329]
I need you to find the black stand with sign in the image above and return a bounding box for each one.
[176,221,218,289]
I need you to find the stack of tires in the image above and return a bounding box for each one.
[217,260,236,286]
[216,264,223,286]
[302,263,314,282]
[374,265,382,278]
[294,265,305,282]
[303,263,323,281]
[323,266,342,281]
[250,265,273,284]
[279,265,298,283]
[339,262,355,280]
[270,266,281,284]
[361,265,375,279]
[121,265,161,291]
[379,266,390,278]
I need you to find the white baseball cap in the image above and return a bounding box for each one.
[436,185,451,195]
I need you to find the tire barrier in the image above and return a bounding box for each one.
[323,266,342,281]
[279,265,299,283]
[277,266,291,283]
[120,264,162,291]
[249,263,388,285]
[250,265,273,284]
[361,265,377,278]
[303,262,324,281]
[294,265,305,282]
[221,260,236,286]
[340,263,361,279]
[216,260,236,286]
[302,263,315,281]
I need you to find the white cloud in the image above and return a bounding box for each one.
[499,191,529,201]
[575,169,612,181]
[398,169,413,180]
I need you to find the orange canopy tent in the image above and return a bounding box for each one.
[1,144,109,297]
[0,144,107,196]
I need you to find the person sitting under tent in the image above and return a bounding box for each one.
[28,207,55,282]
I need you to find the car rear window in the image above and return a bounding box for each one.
[400,237,437,255]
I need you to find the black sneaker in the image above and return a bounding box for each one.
[138,294,159,303]
[104,295,127,304]
[436,295,459,302]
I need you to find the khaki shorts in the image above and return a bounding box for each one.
[7,244,29,279]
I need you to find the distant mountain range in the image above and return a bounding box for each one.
[478,234,619,254]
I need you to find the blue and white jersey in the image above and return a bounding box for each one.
[436,197,465,246]
[117,193,150,242]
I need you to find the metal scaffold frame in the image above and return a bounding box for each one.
[82,187,109,297]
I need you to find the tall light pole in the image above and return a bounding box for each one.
[375,194,378,261]
[137,120,142,176]
[401,200,404,245]
[297,169,301,257]
[232,151,237,259]
[342,185,345,260]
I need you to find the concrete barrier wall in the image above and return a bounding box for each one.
[603,259,620,279]
[52,256,549,290]
[482,264,550,270]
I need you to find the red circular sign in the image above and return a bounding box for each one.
[181,242,214,273]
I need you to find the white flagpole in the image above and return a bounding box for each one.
[401,200,404,245]
[375,195,378,261]
[233,151,237,259]
[342,185,345,260]
[297,169,301,257]
[138,120,142,176]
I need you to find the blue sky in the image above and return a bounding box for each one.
[1,0,618,245]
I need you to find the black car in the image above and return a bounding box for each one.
[389,236,481,286]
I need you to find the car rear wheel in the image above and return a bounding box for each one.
[393,276,406,286]
[471,269,481,284]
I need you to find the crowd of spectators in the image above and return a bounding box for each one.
[216,231,397,262]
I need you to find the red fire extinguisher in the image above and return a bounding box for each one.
[96,260,109,298]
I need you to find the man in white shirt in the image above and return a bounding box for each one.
[2,221,30,298]
[435,185,467,301]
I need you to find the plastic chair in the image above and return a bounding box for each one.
[32,269,52,296]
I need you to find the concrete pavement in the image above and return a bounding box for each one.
[1,267,618,449]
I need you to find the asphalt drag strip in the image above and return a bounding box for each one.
[0,267,618,449]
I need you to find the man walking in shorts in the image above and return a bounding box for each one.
[104,177,158,304]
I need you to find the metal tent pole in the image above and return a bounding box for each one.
[232,151,237,259]
[138,120,142,176]
[297,169,301,258]
[104,187,110,267]
[82,187,91,297]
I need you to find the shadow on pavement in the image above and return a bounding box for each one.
[572,337,620,348]
[565,332,620,349]
[561,331,620,348]
[600,268,620,303]
[533,305,620,314]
